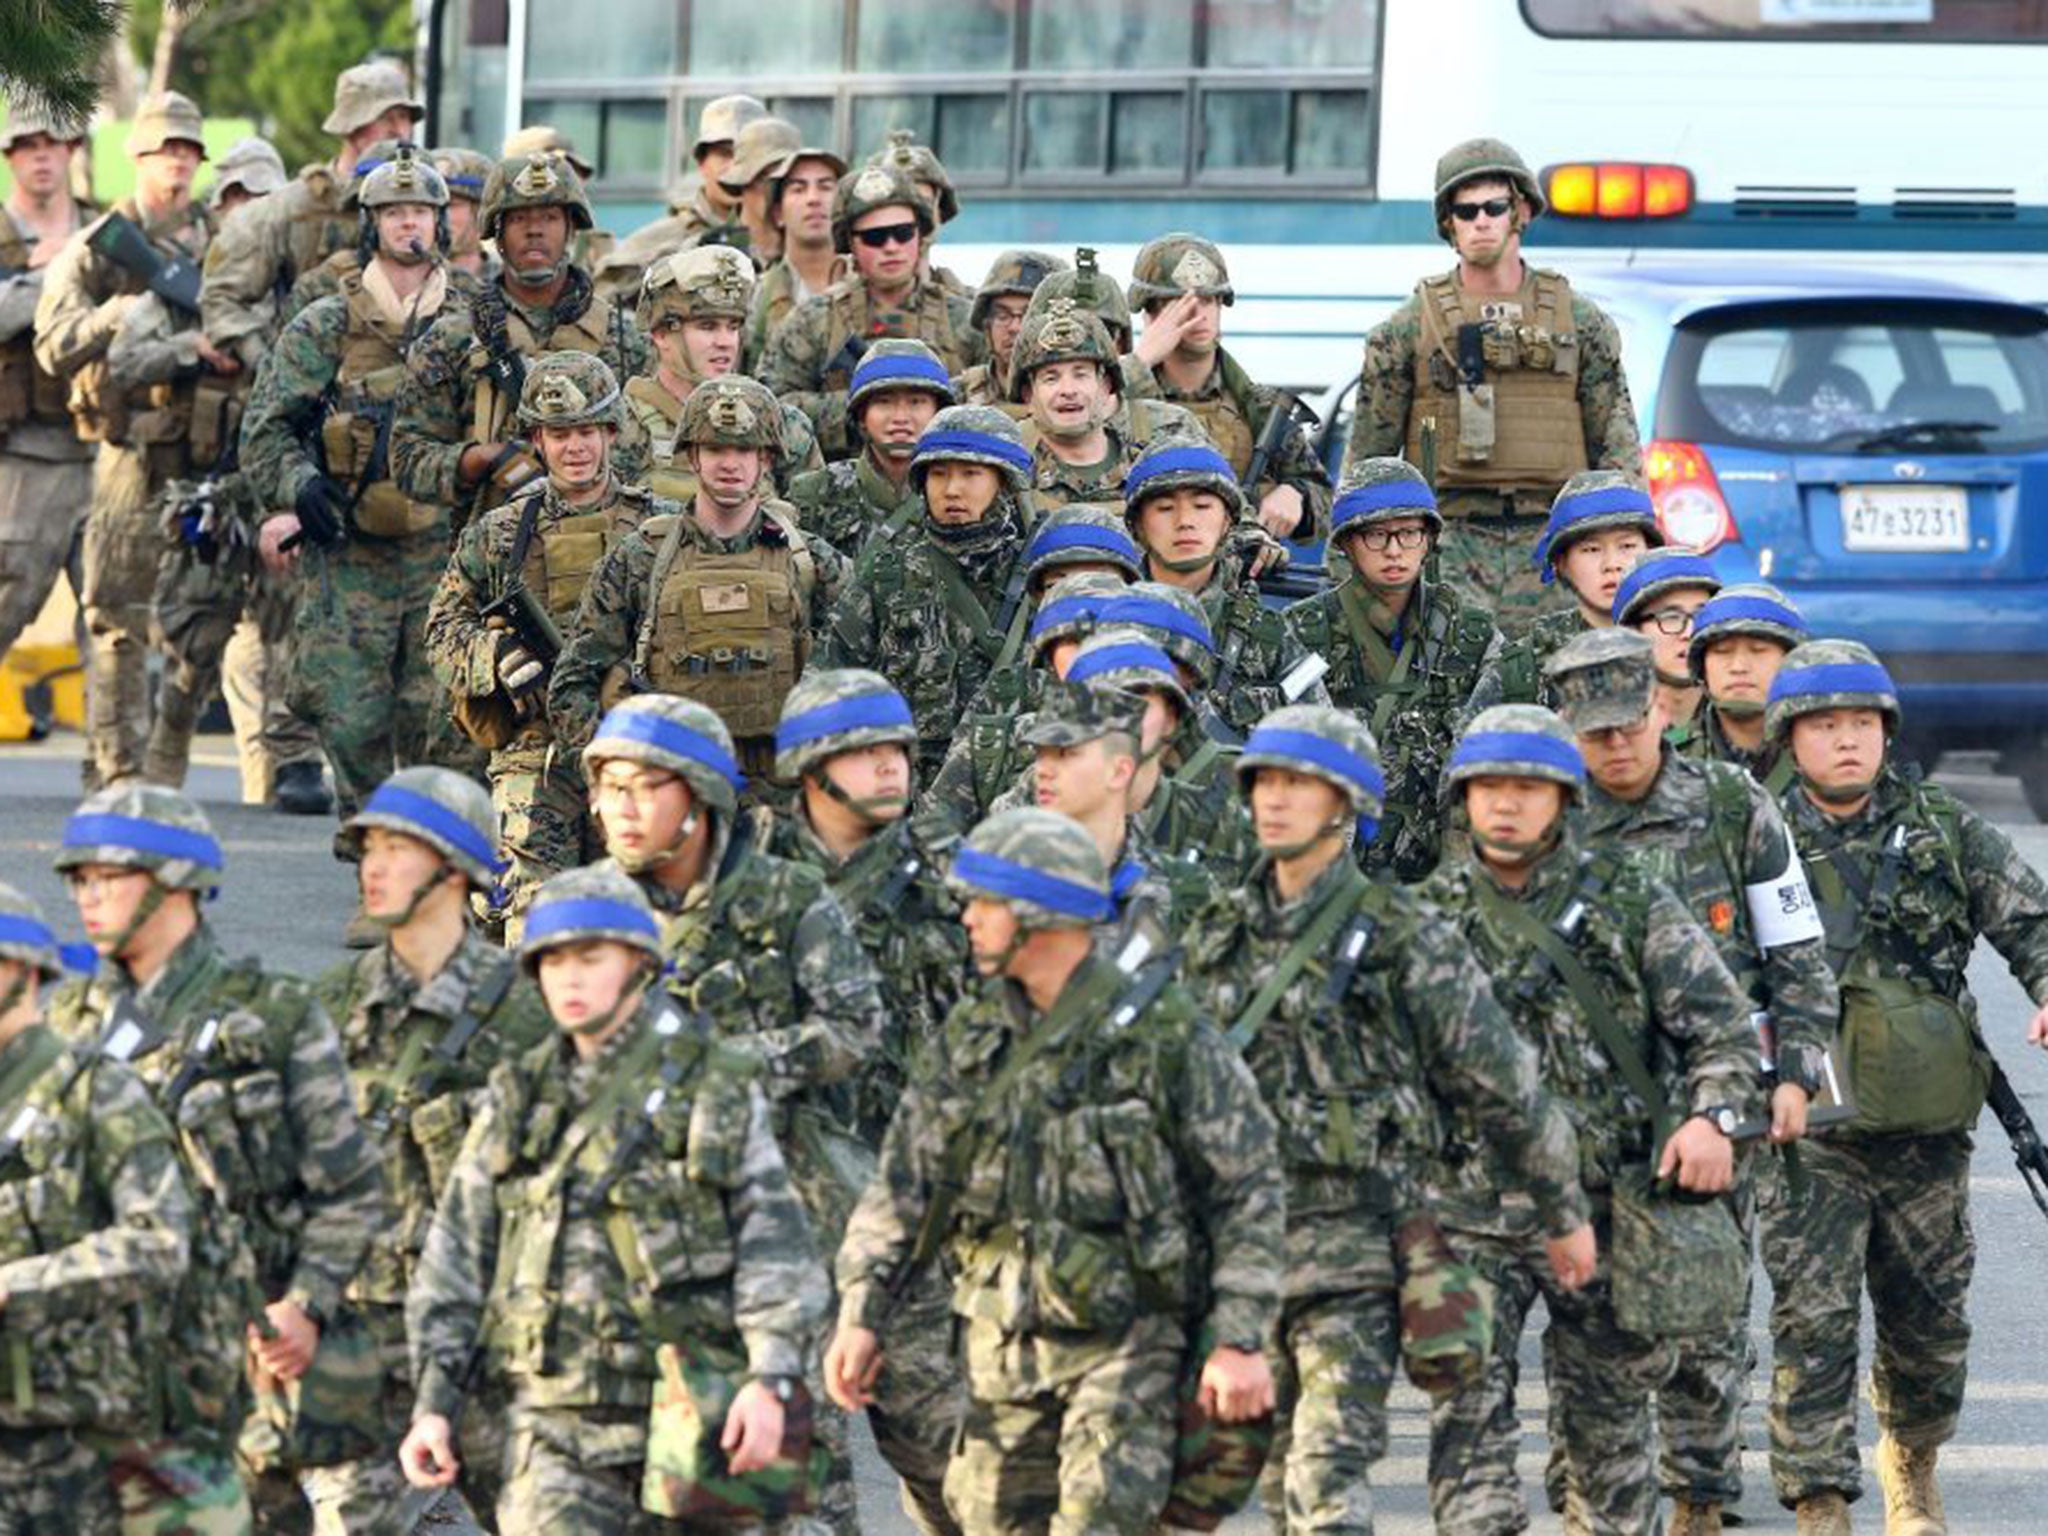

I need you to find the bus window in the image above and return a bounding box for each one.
[1029,0,1195,70]
[1523,0,2048,41]
[1209,0,1380,68]
[526,0,676,78]
[853,93,1010,176]
[692,0,843,75]
[856,0,1009,72]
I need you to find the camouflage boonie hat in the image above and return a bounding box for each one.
[870,129,958,223]
[429,145,493,203]
[1,102,85,153]
[503,123,593,179]
[639,244,755,329]
[359,143,449,210]
[1027,570,1131,657]
[692,95,767,160]
[1107,581,1218,686]
[1330,458,1443,543]
[677,375,782,452]
[519,865,662,972]
[1687,583,1808,682]
[1532,470,1662,583]
[1023,504,1142,585]
[1027,248,1135,349]
[518,351,625,432]
[1765,638,1900,743]
[54,785,224,894]
[1127,232,1234,308]
[849,338,956,415]
[910,404,1032,494]
[1444,704,1586,803]
[971,249,1070,333]
[0,882,65,982]
[831,161,933,254]
[208,137,287,205]
[1020,675,1148,750]
[322,61,423,138]
[1009,299,1120,403]
[1612,547,1721,626]
[341,766,502,889]
[1123,436,1246,520]
[1063,626,1191,715]
[128,92,207,159]
[719,117,807,192]
[774,669,916,782]
[481,152,594,238]
[1237,705,1386,820]
[1434,136,1545,224]
[584,694,746,814]
[947,808,1112,930]
[1545,629,1658,732]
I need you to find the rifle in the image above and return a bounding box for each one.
[87,212,202,318]
[1987,1058,2048,1218]
[1242,387,1319,501]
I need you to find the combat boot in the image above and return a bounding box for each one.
[1876,1434,1946,1535]
[272,760,333,815]
[1795,1491,1852,1535]
[1670,1500,1725,1535]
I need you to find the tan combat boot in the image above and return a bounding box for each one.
[1669,1500,1724,1535]
[1796,1490,1853,1535]
[1876,1433,1947,1535]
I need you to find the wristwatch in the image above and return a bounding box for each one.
[1695,1106,1742,1137]
[755,1374,800,1404]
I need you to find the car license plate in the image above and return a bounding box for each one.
[1839,485,1969,552]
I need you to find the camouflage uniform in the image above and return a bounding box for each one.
[837,807,1286,1535]
[1283,459,1503,881]
[0,883,195,1536]
[594,95,768,302]
[787,338,955,553]
[864,130,970,299]
[1349,139,1641,635]
[44,788,387,1533]
[404,866,830,1534]
[1420,706,1762,1536]
[1761,644,2048,1526]
[953,249,1069,407]
[1671,584,1811,796]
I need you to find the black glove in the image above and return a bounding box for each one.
[293,475,350,549]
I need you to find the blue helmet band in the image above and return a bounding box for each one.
[913,429,1032,475]
[951,848,1112,922]
[360,784,503,873]
[1449,730,1587,784]
[60,813,223,871]
[524,897,660,945]
[1242,727,1387,805]
[592,708,746,793]
[775,692,915,755]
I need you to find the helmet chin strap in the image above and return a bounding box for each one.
[0,969,28,1024]
[1149,547,1219,575]
[511,252,570,287]
[810,768,909,827]
[107,878,169,963]
[1798,770,1876,807]
[559,961,653,1037]
[1654,668,1694,689]
[1470,818,1565,869]
[1712,695,1766,719]
[1262,813,1351,864]
[366,860,456,932]
[611,805,703,875]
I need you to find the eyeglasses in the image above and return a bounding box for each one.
[1449,197,1513,222]
[593,771,679,808]
[1640,606,1698,636]
[852,221,920,249]
[1351,525,1429,552]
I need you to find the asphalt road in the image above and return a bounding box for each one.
[3,738,2043,1533]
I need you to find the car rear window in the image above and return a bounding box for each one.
[1657,298,2048,454]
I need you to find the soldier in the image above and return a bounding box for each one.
[954,248,1069,406]
[1420,705,1759,1536]
[1024,246,1168,405]
[1613,547,1722,732]
[428,145,494,278]
[240,146,471,823]
[742,134,846,372]
[1546,627,1840,1532]
[759,161,981,458]
[818,403,1035,779]
[1127,232,1331,540]
[0,882,195,1536]
[549,375,843,780]
[594,94,767,298]
[625,244,821,503]
[1176,704,1590,1533]
[0,103,96,665]
[1351,137,1641,635]
[1761,643,2048,1536]
[391,150,651,531]
[499,124,614,272]
[1674,583,1809,792]
[202,61,423,369]
[787,337,954,552]
[865,130,971,297]
[397,864,830,1531]
[426,351,662,925]
[45,787,386,1530]
[715,116,806,267]
[1282,457,1503,881]
[828,805,1285,1533]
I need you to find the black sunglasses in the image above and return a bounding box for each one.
[853,221,920,249]
[1450,197,1513,222]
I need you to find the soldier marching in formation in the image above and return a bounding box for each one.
[2,78,2045,1536]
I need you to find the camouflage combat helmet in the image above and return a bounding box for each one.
[1127,232,1234,309]
[1,102,84,153]
[1107,581,1218,686]
[517,351,625,432]
[1008,299,1120,403]
[1444,703,1587,803]
[1544,628,1658,732]
[429,145,493,203]
[128,92,207,159]
[638,244,755,330]
[1532,470,1662,583]
[1020,675,1148,750]
[1765,638,1900,743]
[208,137,287,206]
[910,404,1032,494]
[584,694,746,815]
[503,123,593,179]
[1028,570,1132,657]
[1023,504,1143,586]
[54,785,224,894]
[1123,436,1246,520]
[1330,457,1444,544]
[1612,547,1721,626]
[774,669,916,783]
[971,249,1070,334]
[1237,704,1387,821]
[342,137,410,209]
[480,152,594,239]
[341,766,501,889]
[323,60,423,138]
[1063,626,1191,714]
[947,807,1112,930]
[1433,136,1546,227]
[1688,583,1809,682]
[870,129,958,223]
[1026,248,1134,350]
[830,161,933,255]
[676,375,782,452]
[359,143,449,209]
[849,338,957,415]
[0,882,64,982]
[518,865,662,972]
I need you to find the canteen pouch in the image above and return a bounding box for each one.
[1391,1211,1495,1396]
[188,378,241,468]
[1839,976,1990,1135]
[1159,1324,1274,1531]
[1609,1169,1747,1341]
[410,1092,472,1198]
[1454,383,1495,463]
[640,1339,825,1527]
[245,1305,386,1470]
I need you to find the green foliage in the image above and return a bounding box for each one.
[0,0,125,125]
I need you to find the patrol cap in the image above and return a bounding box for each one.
[517,351,625,432]
[0,881,65,982]
[502,123,593,179]
[323,61,424,138]
[54,785,224,894]
[341,766,503,890]
[128,92,207,159]
[1127,232,1234,308]
[519,866,662,972]
[1434,136,1546,222]
[722,117,844,192]
[1023,504,1143,585]
[848,338,957,415]
[1123,437,1245,520]
[1020,675,1148,751]
[1063,626,1190,714]
[1,103,85,152]
[1612,547,1721,626]
[638,243,755,329]
[429,145,493,203]
[774,669,916,783]
[1104,581,1218,685]
[1237,704,1386,822]
[207,137,288,205]
[1765,638,1901,742]
[1330,458,1443,541]
[677,375,782,452]
[831,161,934,254]
[971,249,1070,334]
[910,404,1032,494]
[1531,470,1662,582]
[947,807,1112,929]
[1027,570,1132,656]
[584,694,746,815]
[692,95,768,161]
[870,129,959,223]
[1544,628,1658,733]
[1687,583,1809,681]
[1444,703,1587,803]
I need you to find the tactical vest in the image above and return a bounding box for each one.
[1171,355,1261,480]
[512,484,648,626]
[821,278,968,389]
[1406,267,1585,498]
[465,285,625,448]
[321,270,442,537]
[656,833,819,1046]
[0,208,87,433]
[624,373,696,502]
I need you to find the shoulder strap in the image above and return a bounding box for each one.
[1225,877,1366,1051]
[631,513,693,685]
[0,1030,69,1160]
[924,547,1001,662]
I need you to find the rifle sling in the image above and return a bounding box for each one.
[0,1029,67,1160]
[1225,870,1368,1053]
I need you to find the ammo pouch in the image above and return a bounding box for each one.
[409,1092,473,1202]
[188,377,242,469]
[640,1337,826,1526]
[242,1304,387,1471]
[1159,1323,1273,1532]
[319,411,439,539]
[0,338,62,430]
[127,383,195,480]
[1839,976,1990,1136]
[1390,1211,1495,1397]
[1608,1169,1747,1341]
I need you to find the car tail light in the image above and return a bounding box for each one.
[1644,440,1739,551]
[1544,162,1694,219]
